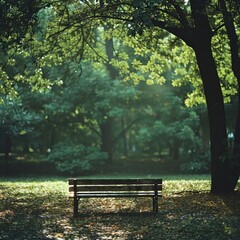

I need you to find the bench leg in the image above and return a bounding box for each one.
[73,197,79,217]
[153,196,158,213]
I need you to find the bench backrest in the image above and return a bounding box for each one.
[69,179,162,196]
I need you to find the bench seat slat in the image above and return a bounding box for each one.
[69,179,162,185]
[69,185,162,192]
[70,191,159,197]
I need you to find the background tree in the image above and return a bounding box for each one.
[1,0,239,193]
[71,0,240,193]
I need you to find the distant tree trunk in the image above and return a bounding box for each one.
[99,24,119,162]
[50,126,55,148]
[0,127,11,173]
[121,117,128,157]
[170,140,180,161]
[100,119,113,162]
[23,145,29,153]
[4,132,11,174]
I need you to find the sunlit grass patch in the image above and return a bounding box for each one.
[164,179,211,194]
[0,178,69,217]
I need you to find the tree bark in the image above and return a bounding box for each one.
[189,0,233,194]
[193,41,231,193]
[219,0,240,191]
[199,109,210,151]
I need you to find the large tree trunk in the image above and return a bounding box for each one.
[193,40,231,194]
[219,0,240,191]
[190,0,233,194]
[152,0,237,193]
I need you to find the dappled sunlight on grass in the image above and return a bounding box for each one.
[0,175,240,240]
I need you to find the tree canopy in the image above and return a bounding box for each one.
[0,0,240,194]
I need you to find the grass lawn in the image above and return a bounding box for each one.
[0,175,240,240]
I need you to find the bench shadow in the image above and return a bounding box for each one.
[68,211,161,240]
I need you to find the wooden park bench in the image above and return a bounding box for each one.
[69,178,162,216]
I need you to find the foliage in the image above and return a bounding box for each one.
[48,141,108,174]
[0,176,239,240]
[2,0,237,104]
[0,2,63,99]
[0,96,42,136]
[135,84,202,159]
[0,0,43,46]
[181,152,211,174]
[1,0,240,193]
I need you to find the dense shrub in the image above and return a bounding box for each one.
[47,142,107,174]
[180,152,210,174]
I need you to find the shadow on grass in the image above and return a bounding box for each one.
[65,192,240,240]
[1,177,240,240]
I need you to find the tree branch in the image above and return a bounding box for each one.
[151,18,194,46]
[169,0,190,28]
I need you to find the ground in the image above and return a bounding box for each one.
[0,176,240,240]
